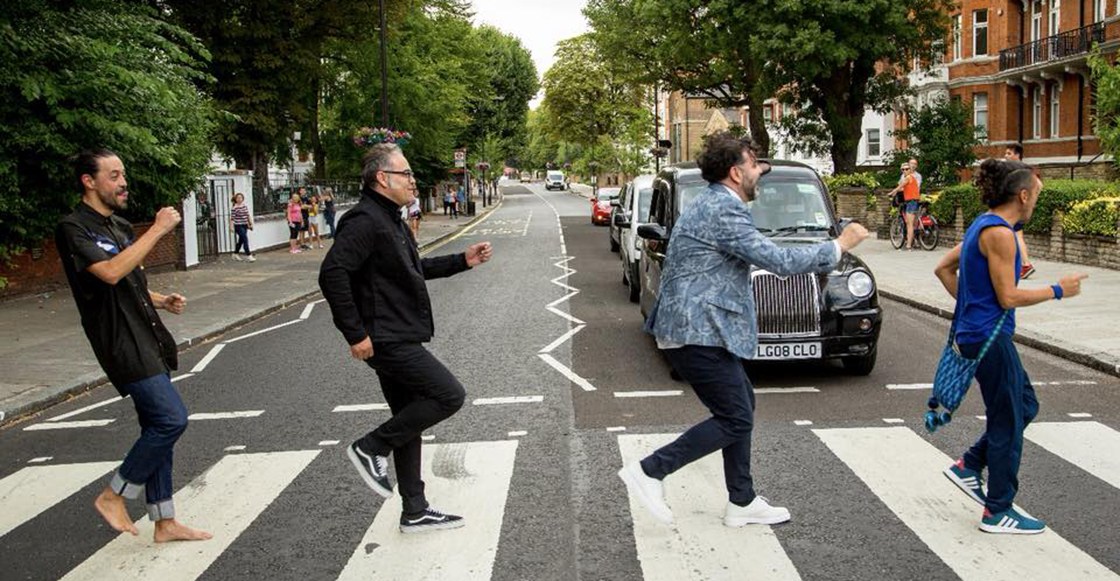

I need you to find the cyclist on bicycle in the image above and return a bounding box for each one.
[888,164,921,250]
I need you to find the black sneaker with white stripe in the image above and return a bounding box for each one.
[347,440,394,498]
[399,507,465,534]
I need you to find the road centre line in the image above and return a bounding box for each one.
[188,410,264,420]
[473,396,544,405]
[540,324,586,354]
[537,353,597,392]
[332,403,390,412]
[190,343,226,373]
[521,210,533,236]
[24,419,115,431]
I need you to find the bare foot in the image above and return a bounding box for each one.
[154,519,213,543]
[94,487,138,536]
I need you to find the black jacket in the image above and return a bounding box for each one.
[319,191,470,345]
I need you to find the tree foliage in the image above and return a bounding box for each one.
[0,0,214,269]
[892,97,980,187]
[1089,50,1120,168]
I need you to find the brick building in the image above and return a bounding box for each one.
[940,0,1120,175]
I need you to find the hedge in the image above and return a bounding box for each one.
[1062,197,1120,237]
[928,180,1119,235]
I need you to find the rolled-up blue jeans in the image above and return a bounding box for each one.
[108,373,189,521]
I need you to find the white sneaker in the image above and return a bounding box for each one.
[231,254,242,261]
[723,496,791,527]
[246,255,256,262]
[617,461,673,524]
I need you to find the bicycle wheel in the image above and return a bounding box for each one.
[889,215,905,249]
[919,216,940,250]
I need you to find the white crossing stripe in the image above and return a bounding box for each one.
[472,396,543,405]
[336,440,519,581]
[61,450,319,581]
[0,461,118,538]
[814,427,1117,581]
[614,390,683,398]
[24,419,115,431]
[606,426,626,432]
[794,420,814,426]
[333,403,390,412]
[755,387,820,394]
[537,353,597,391]
[224,319,303,344]
[1025,421,1120,490]
[27,457,53,463]
[882,418,905,424]
[47,396,125,422]
[318,440,340,446]
[617,434,802,581]
[886,383,934,390]
[1068,412,1094,419]
[188,410,264,420]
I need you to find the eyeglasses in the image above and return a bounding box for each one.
[381,169,415,179]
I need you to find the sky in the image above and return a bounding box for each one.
[468,0,590,107]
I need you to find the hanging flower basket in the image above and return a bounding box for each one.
[352,127,412,148]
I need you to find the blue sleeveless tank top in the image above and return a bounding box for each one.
[955,213,1019,345]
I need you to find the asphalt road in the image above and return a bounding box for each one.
[1,183,1117,581]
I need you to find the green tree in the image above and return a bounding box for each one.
[584,0,774,155]
[752,0,953,173]
[462,26,539,159]
[0,0,214,278]
[892,97,980,187]
[1089,50,1120,167]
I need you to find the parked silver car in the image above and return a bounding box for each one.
[611,174,655,302]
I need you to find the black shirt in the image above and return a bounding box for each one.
[319,190,469,345]
[56,203,178,394]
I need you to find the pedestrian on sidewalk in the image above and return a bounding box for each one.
[298,187,313,249]
[229,192,255,262]
[407,196,422,239]
[934,158,1088,535]
[287,193,304,254]
[308,192,324,249]
[319,143,494,534]
[618,132,870,527]
[1004,144,1036,279]
[456,185,466,217]
[443,187,453,216]
[55,149,212,543]
[322,188,337,239]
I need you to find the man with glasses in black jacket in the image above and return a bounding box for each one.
[319,143,493,534]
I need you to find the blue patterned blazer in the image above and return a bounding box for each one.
[643,183,840,360]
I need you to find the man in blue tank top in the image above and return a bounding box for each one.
[933,159,1088,534]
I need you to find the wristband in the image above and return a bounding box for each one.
[1051,284,1063,300]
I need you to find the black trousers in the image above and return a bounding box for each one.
[641,345,757,505]
[359,342,466,515]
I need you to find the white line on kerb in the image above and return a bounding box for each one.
[28,457,53,463]
[24,419,116,431]
[332,403,390,412]
[508,431,528,437]
[614,390,683,398]
[883,418,905,424]
[421,435,435,441]
[224,319,303,344]
[318,440,340,446]
[538,353,597,392]
[191,343,226,373]
[188,410,264,420]
[1068,412,1093,418]
[47,396,124,422]
[473,396,544,405]
[794,420,814,426]
[756,387,820,394]
[606,426,626,432]
[299,303,316,320]
[540,324,586,354]
[224,445,246,452]
[546,305,585,325]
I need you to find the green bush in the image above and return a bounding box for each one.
[823,172,879,191]
[1062,197,1120,237]
[928,180,1118,233]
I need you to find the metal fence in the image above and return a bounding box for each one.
[252,178,361,217]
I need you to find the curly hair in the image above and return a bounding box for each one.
[697,132,760,183]
[974,158,1036,208]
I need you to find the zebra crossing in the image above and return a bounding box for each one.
[1,421,1117,580]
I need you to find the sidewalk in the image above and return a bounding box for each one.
[855,238,1120,376]
[0,199,502,426]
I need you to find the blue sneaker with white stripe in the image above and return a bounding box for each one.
[943,459,986,506]
[980,507,1046,534]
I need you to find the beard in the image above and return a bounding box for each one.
[740,177,758,202]
[99,187,128,211]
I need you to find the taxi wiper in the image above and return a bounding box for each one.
[774,225,831,236]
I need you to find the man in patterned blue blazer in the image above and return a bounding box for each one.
[618,132,870,527]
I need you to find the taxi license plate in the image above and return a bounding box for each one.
[755,342,821,360]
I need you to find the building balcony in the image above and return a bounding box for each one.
[999,22,1105,72]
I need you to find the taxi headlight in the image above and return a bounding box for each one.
[847,271,874,298]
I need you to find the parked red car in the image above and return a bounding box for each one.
[591,187,621,226]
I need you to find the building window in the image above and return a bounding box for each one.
[1049,0,1061,36]
[973,10,988,56]
[867,129,881,158]
[1031,1,1043,42]
[763,105,773,124]
[1050,84,1060,137]
[952,15,962,61]
[1095,0,1106,22]
[1032,87,1042,139]
[973,93,988,139]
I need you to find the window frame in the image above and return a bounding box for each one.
[866,129,881,158]
[1032,87,1043,139]
[952,15,962,61]
[1050,84,1061,137]
[973,92,989,140]
[973,9,989,57]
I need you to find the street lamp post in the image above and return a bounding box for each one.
[476,161,491,207]
[588,161,600,200]
[378,0,389,126]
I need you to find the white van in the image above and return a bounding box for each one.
[544,171,568,191]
